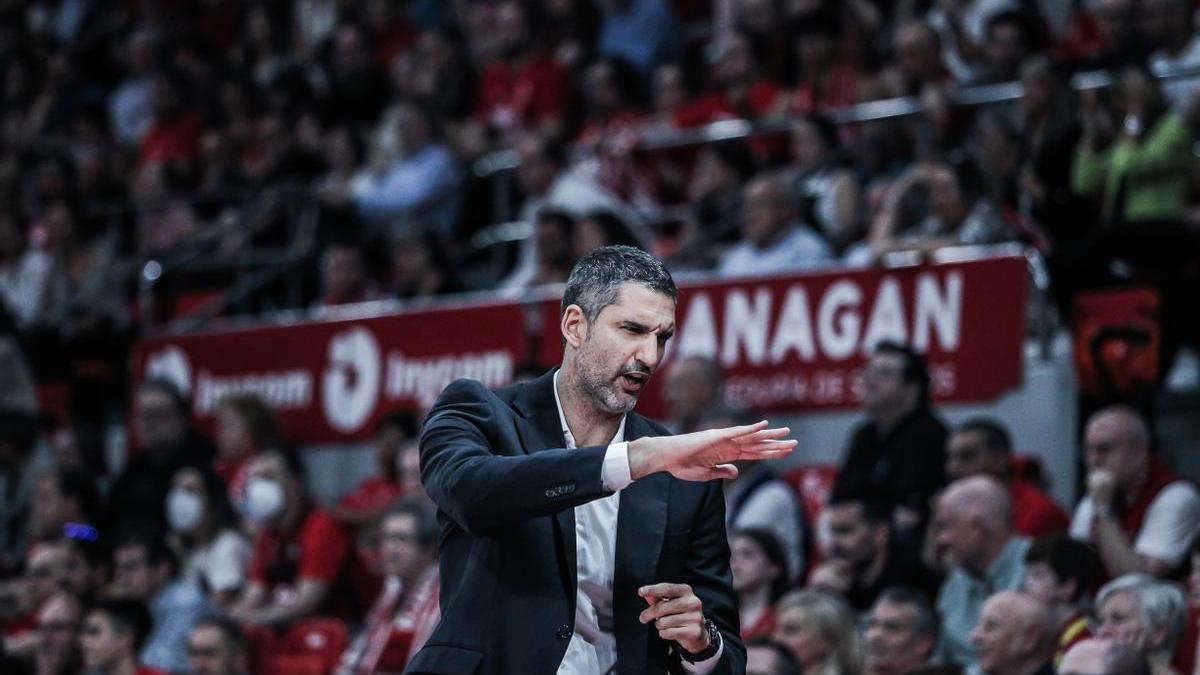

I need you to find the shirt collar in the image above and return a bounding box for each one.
[552,369,626,449]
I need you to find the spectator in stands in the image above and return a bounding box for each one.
[0,407,43,561]
[934,476,1030,668]
[809,492,942,614]
[506,208,576,291]
[165,464,250,608]
[0,213,56,329]
[832,342,947,543]
[33,591,83,675]
[1095,573,1188,675]
[1021,535,1103,666]
[745,636,801,675]
[784,114,863,252]
[664,355,724,435]
[884,21,950,96]
[26,467,99,545]
[334,412,416,528]
[701,405,804,582]
[944,418,1069,538]
[863,586,939,675]
[785,7,860,115]
[596,0,681,78]
[229,447,353,626]
[771,589,863,674]
[0,542,67,640]
[1058,638,1153,675]
[676,27,781,127]
[336,499,440,674]
[717,173,833,277]
[107,378,215,540]
[313,241,381,309]
[111,534,213,674]
[969,590,1056,675]
[78,598,156,675]
[328,22,392,125]
[575,58,646,147]
[186,617,249,675]
[213,392,282,488]
[869,160,1010,259]
[475,1,569,139]
[1072,65,1193,228]
[387,229,459,299]
[573,210,643,261]
[674,139,758,268]
[967,10,1042,86]
[1069,405,1200,578]
[108,29,158,147]
[138,69,202,171]
[1079,0,1150,70]
[345,101,461,237]
[1146,0,1200,110]
[730,528,788,641]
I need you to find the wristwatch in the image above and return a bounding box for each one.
[679,618,722,663]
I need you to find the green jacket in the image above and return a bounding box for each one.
[1072,112,1194,224]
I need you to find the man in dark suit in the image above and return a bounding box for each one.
[410,245,796,675]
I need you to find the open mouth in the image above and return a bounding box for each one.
[619,372,647,392]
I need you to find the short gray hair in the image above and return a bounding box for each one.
[560,245,676,322]
[875,585,939,641]
[1096,573,1187,658]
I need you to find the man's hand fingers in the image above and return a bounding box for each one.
[745,426,791,441]
[639,583,691,600]
[654,610,703,630]
[657,626,703,644]
[737,439,797,458]
[727,420,770,437]
[639,594,701,623]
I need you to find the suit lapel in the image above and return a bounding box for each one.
[511,370,579,607]
[614,414,670,668]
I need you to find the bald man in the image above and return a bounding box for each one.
[933,477,1030,668]
[1058,638,1152,675]
[969,591,1055,675]
[1069,406,1200,578]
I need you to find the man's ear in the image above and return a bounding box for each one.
[561,305,588,349]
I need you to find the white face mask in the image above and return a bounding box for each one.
[244,478,286,524]
[166,489,205,533]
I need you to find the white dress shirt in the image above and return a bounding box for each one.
[552,371,721,674]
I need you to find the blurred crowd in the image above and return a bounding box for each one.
[0,341,1198,674]
[1,0,1200,674]
[1,0,1199,413]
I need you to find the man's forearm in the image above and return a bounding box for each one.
[1093,514,1147,577]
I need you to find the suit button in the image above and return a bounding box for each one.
[555,625,572,640]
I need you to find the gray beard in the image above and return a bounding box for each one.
[574,352,637,415]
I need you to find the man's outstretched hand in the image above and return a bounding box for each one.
[627,420,796,482]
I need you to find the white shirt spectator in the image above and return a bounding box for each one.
[1070,481,1200,568]
[1151,36,1200,110]
[718,225,834,278]
[0,248,56,327]
[724,465,804,582]
[182,528,252,595]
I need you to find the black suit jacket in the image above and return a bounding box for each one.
[406,371,745,675]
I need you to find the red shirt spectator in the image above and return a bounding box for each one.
[476,54,569,132]
[1011,479,1071,539]
[249,505,353,617]
[139,113,201,169]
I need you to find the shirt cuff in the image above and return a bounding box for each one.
[601,441,633,492]
[681,636,724,674]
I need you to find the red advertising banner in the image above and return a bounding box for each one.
[133,301,530,443]
[538,256,1028,418]
[133,256,1027,444]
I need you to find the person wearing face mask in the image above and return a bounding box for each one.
[227,447,353,626]
[164,464,250,609]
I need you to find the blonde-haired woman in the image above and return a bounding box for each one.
[771,589,863,675]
